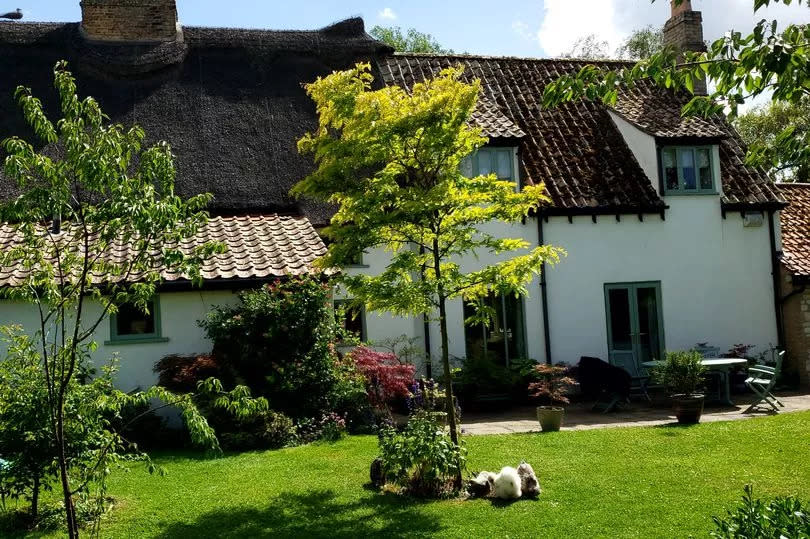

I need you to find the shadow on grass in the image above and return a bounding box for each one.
[154,488,443,538]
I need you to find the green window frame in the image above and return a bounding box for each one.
[105,296,169,345]
[659,146,716,195]
[462,147,518,188]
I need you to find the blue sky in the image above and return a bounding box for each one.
[13,1,810,58]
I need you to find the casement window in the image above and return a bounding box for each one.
[660,146,716,194]
[463,293,527,367]
[334,299,366,341]
[461,147,517,186]
[106,296,168,344]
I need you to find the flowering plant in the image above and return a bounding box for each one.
[349,346,416,409]
[528,363,577,406]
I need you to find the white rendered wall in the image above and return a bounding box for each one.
[0,290,239,391]
[344,219,546,375]
[542,203,777,365]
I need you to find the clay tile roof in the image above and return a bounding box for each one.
[777,183,810,278]
[612,82,727,139]
[0,214,327,288]
[379,53,783,213]
[472,96,525,139]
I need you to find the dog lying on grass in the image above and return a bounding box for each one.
[468,461,541,500]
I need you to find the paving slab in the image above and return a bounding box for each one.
[462,392,810,435]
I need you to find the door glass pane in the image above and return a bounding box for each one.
[680,149,696,190]
[477,150,492,176]
[607,288,632,351]
[635,286,661,363]
[464,294,505,365]
[496,150,512,179]
[697,148,713,190]
[460,155,473,177]
[504,294,526,359]
[662,149,678,191]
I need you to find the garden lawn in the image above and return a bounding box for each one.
[19,412,810,538]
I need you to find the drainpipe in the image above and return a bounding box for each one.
[537,215,552,364]
[423,314,432,379]
[768,209,785,350]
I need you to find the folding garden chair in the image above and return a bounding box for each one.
[743,350,785,413]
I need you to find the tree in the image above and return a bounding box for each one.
[0,62,265,536]
[734,98,810,181]
[616,25,664,60]
[293,64,563,486]
[542,0,810,175]
[369,25,450,53]
[561,34,610,59]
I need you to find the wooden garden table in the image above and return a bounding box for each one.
[642,358,748,406]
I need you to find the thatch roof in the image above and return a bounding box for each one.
[0,18,391,226]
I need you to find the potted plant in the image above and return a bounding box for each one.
[529,363,577,432]
[653,350,707,424]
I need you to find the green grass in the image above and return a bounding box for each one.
[14,412,810,538]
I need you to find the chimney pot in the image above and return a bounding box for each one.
[670,0,693,17]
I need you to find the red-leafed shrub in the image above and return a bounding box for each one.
[349,346,416,409]
[154,354,224,393]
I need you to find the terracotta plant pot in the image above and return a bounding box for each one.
[672,394,704,425]
[537,406,564,432]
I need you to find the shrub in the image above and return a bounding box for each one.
[199,277,342,420]
[318,412,348,442]
[528,363,578,406]
[349,346,416,410]
[653,350,707,395]
[377,411,466,497]
[154,354,225,393]
[219,410,298,451]
[453,357,540,406]
[711,485,810,538]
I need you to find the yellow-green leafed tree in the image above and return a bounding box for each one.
[294,64,563,480]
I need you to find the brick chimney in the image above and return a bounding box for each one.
[80,0,182,43]
[663,0,707,94]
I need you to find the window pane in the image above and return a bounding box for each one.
[496,150,512,179]
[477,150,492,176]
[336,301,364,340]
[116,302,155,336]
[697,148,713,190]
[680,149,696,190]
[460,155,473,177]
[662,149,679,191]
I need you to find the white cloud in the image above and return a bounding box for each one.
[536,0,625,57]
[534,0,809,58]
[378,7,397,21]
[512,20,533,41]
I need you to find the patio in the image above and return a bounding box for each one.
[462,391,810,435]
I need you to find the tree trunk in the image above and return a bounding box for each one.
[56,410,79,538]
[31,474,40,524]
[432,239,462,489]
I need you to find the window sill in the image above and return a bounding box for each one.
[104,337,170,346]
[343,264,370,269]
[663,191,718,196]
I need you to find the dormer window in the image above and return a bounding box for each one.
[461,147,517,186]
[660,146,715,194]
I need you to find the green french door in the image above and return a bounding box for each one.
[604,282,665,375]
